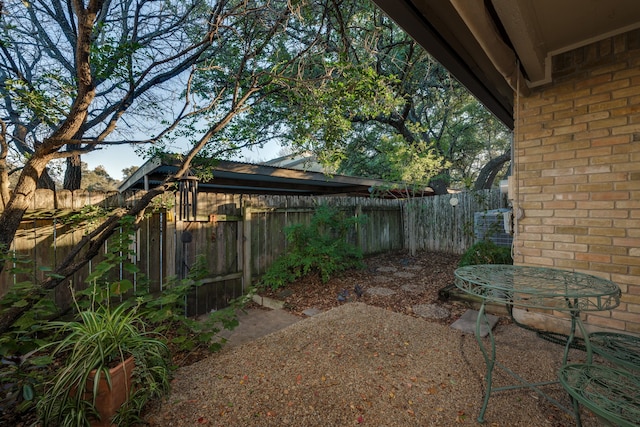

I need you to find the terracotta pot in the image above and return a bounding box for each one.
[85,356,135,427]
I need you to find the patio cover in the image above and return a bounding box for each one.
[118,157,430,197]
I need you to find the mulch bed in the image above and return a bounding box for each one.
[260,250,467,324]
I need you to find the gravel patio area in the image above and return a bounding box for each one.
[146,302,601,426]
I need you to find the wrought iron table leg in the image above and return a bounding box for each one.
[564,309,592,427]
[475,301,495,423]
[474,303,584,424]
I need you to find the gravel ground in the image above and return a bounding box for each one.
[146,302,601,427]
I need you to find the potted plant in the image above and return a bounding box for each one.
[37,297,171,427]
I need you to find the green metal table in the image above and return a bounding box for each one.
[454,264,621,424]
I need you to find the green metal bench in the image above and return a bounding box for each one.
[558,363,640,427]
[590,332,640,373]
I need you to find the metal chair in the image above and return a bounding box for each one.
[558,363,640,427]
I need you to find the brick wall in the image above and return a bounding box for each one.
[513,29,640,334]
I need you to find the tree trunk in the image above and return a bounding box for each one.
[428,176,450,195]
[0,156,51,253]
[473,149,511,190]
[0,122,10,209]
[0,0,100,258]
[38,169,57,190]
[64,149,82,190]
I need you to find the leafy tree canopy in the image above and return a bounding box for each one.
[240,1,512,192]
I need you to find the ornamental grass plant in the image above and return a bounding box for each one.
[37,294,171,427]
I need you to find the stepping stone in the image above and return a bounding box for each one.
[401,284,423,294]
[412,304,450,319]
[393,271,415,278]
[365,287,396,296]
[376,266,397,273]
[450,309,499,338]
[302,307,322,317]
[277,289,294,299]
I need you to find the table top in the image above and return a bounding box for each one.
[454,264,621,311]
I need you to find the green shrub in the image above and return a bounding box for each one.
[458,240,513,267]
[259,205,365,290]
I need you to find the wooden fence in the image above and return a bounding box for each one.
[1,189,506,315]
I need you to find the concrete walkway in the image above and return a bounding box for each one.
[216,300,496,349]
[216,308,303,348]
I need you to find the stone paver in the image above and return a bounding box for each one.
[400,284,423,294]
[302,307,322,317]
[365,286,397,296]
[450,309,499,338]
[393,271,416,278]
[412,304,450,320]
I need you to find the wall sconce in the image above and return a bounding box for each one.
[449,197,459,208]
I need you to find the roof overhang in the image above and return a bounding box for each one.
[372,0,640,130]
[118,157,431,197]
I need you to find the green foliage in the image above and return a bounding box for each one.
[1,215,243,421]
[458,240,513,267]
[140,255,241,353]
[78,216,240,353]
[81,163,119,192]
[0,248,58,416]
[60,205,112,230]
[0,350,51,415]
[37,295,171,427]
[259,205,365,290]
[4,77,69,125]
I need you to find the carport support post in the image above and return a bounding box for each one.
[242,205,252,292]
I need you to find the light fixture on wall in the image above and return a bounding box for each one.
[449,197,459,208]
[178,170,199,221]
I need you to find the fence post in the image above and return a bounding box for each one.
[355,203,363,252]
[242,205,252,292]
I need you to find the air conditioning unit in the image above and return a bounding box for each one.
[474,208,513,247]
